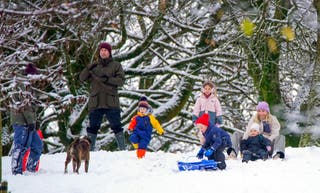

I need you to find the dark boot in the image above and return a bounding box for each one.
[273,151,285,160]
[87,132,97,151]
[227,147,237,159]
[115,132,126,151]
[242,150,252,162]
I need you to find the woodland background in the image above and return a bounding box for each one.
[1,0,319,154]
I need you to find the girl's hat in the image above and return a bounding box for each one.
[195,113,209,126]
[138,96,149,109]
[250,123,260,132]
[256,101,270,113]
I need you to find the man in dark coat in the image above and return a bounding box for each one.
[80,42,125,151]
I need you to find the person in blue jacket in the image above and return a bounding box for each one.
[195,113,232,170]
[240,123,272,163]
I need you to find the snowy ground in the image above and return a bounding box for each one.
[2,147,320,193]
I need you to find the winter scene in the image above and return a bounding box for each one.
[1,0,320,193]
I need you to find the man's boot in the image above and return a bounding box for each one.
[115,132,126,151]
[87,132,97,151]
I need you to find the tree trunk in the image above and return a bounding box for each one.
[246,1,301,146]
[299,0,320,147]
[0,102,2,182]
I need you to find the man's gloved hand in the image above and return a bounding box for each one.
[197,148,205,159]
[204,148,215,157]
[87,63,97,70]
[89,71,108,82]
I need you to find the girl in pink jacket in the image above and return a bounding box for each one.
[192,81,223,126]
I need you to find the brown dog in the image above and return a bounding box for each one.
[64,136,91,174]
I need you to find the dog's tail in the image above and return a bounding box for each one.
[69,137,80,154]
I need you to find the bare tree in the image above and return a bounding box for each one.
[1,0,318,154]
[298,0,320,146]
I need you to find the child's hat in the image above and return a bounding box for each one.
[256,101,270,113]
[138,96,149,109]
[195,113,209,126]
[250,123,260,132]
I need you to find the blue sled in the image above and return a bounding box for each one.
[177,159,218,171]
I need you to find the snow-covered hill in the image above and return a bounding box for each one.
[2,147,320,193]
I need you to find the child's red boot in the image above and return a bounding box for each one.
[137,149,146,159]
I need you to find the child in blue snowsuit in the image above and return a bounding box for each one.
[128,97,164,158]
[240,123,272,163]
[195,113,232,170]
[10,64,43,175]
